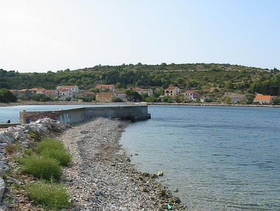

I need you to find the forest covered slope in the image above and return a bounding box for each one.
[0,63,279,96]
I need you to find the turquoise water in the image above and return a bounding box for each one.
[121,105,280,210]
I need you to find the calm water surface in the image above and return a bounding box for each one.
[121,105,280,210]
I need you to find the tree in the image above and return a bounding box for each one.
[273,97,280,105]
[175,94,185,103]
[154,88,163,97]
[144,96,157,102]
[0,89,17,103]
[112,97,123,102]
[126,90,143,102]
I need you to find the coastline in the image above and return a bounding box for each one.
[60,118,185,210]
[147,102,280,108]
[1,101,280,108]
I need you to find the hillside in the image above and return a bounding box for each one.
[0,63,279,98]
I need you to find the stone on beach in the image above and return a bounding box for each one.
[60,118,185,210]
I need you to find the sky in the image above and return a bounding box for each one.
[0,0,279,72]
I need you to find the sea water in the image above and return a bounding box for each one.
[121,105,280,210]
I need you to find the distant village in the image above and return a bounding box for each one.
[9,84,276,105]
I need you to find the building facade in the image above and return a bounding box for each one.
[253,94,273,104]
[56,85,79,99]
[164,86,180,96]
[183,90,200,101]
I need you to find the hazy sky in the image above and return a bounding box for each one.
[0,0,279,72]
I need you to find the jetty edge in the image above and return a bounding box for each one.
[19,104,151,124]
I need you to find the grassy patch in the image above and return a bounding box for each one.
[36,138,65,153]
[36,138,71,166]
[23,148,34,156]
[41,149,71,166]
[21,155,62,180]
[11,137,72,209]
[27,130,41,141]
[26,182,70,210]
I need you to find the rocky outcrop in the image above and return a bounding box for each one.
[0,118,67,204]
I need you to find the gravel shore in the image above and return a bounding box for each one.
[60,118,185,210]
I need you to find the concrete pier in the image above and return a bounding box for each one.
[19,105,151,124]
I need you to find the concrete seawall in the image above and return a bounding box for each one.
[19,105,151,124]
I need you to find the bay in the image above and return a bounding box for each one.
[121,105,280,210]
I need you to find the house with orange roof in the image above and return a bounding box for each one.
[253,94,273,104]
[95,84,115,91]
[164,85,180,96]
[29,88,46,95]
[43,90,58,98]
[10,89,31,97]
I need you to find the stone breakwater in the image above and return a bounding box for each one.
[0,118,67,208]
[61,118,185,210]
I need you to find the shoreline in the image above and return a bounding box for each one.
[60,118,185,210]
[147,102,280,108]
[1,101,280,108]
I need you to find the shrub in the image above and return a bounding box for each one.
[24,148,34,156]
[27,130,41,141]
[41,149,71,166]
[0,88,17,103]
[26,182,70,210]
[21,155,62,180]
[36,138,65,153]
[112,97,123,102]
[144,96,157,102]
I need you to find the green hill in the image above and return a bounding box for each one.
[0,63,279,98]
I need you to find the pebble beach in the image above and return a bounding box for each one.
[60,118,185,210]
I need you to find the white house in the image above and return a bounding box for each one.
[56,85,79,99]
[164,86,180,96]
[183,90,200,101]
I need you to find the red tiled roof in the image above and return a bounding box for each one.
[165,86,178,91]
[44,90,56,93]
[254,95,272,100]
[29,88,46,92]
[18,89,29,92]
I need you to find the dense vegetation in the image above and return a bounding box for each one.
[0,88,17,103]
[0,63,279,98]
